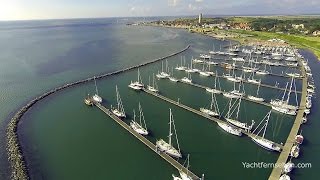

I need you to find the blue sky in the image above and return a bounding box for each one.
[1,0,320,20]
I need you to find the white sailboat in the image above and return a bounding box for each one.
[176,57,187,71]
[130,103,148,135]
[169,67,179,82]
[129,68,144,90]
[217,121,242,136]
[181,72,192,83]
[225,98,254,131]
[200,93,220,117]
[206,72,222,94]
[247,71,261,84]
[92,76,103,103]
[172,154,192,180]
[251,111,282,152]
[111,86,126,118]
[271,77,298,115]
[147,74,159,92]
[248,83,265,102]
[156,109,182,158]
[156,60,170,79]
[256,64,270,75]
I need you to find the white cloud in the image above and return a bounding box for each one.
[195,0,203,2]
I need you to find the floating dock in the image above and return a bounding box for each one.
[268,59,307,180]
[142,88,283,149]
[92,102,200,180]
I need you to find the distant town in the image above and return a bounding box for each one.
[136,15,320,58]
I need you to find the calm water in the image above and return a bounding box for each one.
[0,18,319,180]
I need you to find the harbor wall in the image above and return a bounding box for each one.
[5,45,190,180]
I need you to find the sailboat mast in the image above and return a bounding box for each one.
[168,109,172,146]
[139,103,143,126]
[262,111,271,138]
[94,76,99,95]
[236,98,242,119]
[281,82,289,101]
[256,83,261,96]
[286,77,294,104]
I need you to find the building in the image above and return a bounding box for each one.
[313,30,320,36]
[198,13,202,24]
[292,24,305,29]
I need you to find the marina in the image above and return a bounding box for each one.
[91,101,200,180]
[3,19,317,180]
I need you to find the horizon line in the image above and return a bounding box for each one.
[1,13,320,22]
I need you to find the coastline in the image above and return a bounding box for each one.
[143,23,320,60]
[5,45,190,180]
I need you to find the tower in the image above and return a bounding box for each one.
[198,13,202,24]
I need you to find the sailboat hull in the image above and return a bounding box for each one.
[156,139,182,158]
[130,121,148,135]
[251,137,281,152]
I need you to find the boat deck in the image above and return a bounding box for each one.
[92,101,200,180]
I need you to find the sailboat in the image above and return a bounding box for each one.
[156,60,170,79]
[251,111,282,152]
[176,57,187,71]
[227,68,241,82]
[130,103,148,135]
[92,76,103,103]
[128,68,144,90]
[247,71,261,84]
[111,86,126,118]
[206,71,222,94]
[156,109,182,158]
[225,98,254,131]
[169,67,179,82]
[147,74,159,92]
[200,93,220,116]
[172,154,192,180]
[223,81,245,99]
[217,121,242,136]
[199,63,211,77]
[248,83,265,102]
[181,72,192,83]
[271,77,298,115]
[256,63,270,75]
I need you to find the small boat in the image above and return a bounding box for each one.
[156,61,170,79]
[279,174,291,180]
[92,76,103,103]
[156,109,182,158]
[84,94,93,106]
[175,57,187,71]
[290,144,300,158]
[283,161,294,173]
[111,86,126,118]
[130,103,148,136]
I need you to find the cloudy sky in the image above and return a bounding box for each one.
[1,0,320,21]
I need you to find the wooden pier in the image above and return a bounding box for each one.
[92,102,200,180]
[268,59,307,180]
[177,80,273,107]
[142,88,283,149]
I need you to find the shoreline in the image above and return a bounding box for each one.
[5,45,190,180]
[144,23,320,60]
